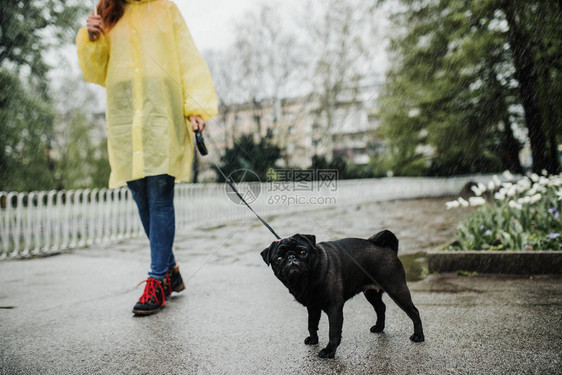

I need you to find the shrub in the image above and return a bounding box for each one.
[447,171,562,251]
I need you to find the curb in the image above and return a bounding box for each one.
[427,251,562,274]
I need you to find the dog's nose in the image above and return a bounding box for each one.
[288,255,296,262]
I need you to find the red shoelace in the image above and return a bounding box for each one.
[136,278,166,307]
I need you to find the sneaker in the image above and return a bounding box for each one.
[168,265,186,295]
[132,277,166,316]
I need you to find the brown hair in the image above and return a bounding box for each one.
[96,0,126,30]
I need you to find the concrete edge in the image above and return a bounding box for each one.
[427,250,562,274]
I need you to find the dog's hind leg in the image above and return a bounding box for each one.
[364,289,386,333]
[377,275,424,342]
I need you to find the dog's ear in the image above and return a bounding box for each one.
[260,246,271,266]
[261,241,279,266]
[294,234,316,248]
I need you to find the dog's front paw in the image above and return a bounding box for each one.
[410,333,425,342]
[318,347,336,359]
[304,335,318,345]
[370,324,384,333]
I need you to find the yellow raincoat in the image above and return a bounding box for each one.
[76,0,217,188]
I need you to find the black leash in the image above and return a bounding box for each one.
[225,178,282,240]
[195,129,281,240]
[196,125,384,289]
[152,57,280,239]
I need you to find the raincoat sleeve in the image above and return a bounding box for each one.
[76,27,109,87]
[169,4,218,122]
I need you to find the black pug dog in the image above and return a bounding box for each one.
[260,230,424,358]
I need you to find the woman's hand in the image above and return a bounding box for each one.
[87,14,104,41]
[189,115,206,132]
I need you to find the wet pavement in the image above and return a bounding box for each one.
[1,198,561,374]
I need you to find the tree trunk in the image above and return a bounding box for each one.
[547,129,560,174]
[486,55,524,174]
[538,1,561,174]
[503,3,549,173]
[502,116,524,174]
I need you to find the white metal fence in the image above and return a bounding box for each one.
[0,175,491,259]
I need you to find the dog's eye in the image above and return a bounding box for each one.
[300,250,306,256]
[276,256,283,262]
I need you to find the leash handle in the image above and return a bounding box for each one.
[226,178,281,240]
[194,129,208,155]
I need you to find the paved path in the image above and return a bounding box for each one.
[1,198,561,374]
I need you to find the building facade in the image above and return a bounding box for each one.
[198,88,384,181]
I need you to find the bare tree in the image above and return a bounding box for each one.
[215,3,308,165]
[207,0,386,168]
[302,0,382,158]
[205,49,243,148]
[232,4,305,108]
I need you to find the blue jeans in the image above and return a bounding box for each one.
[127,174,176,279]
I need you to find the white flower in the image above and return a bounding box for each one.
[517,178,531,190]
[446,200,460,209]
[488,181,496,191]
[557,190,562,201]
[471,185,483,196]
[547,177,560,187]
[508,200,522,210]
[493,175,502,187]
[538,177,549,186]
[503,170,514,181]
[506,187,517,197]
[494,191,506,201]
[542,169,548,176]
[530,173,540,182]
[550,176,562,187]
[458,197,469,207]
[513,185,525,194]
[469,197,486,207]
[536,184,547,193]
[517,196,531,204]
[529,193,542,204]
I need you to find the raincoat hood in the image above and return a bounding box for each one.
[76,0,218,188]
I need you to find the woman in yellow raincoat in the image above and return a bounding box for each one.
[77,0,217,315]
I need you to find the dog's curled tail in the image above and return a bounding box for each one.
[368,230,399,253]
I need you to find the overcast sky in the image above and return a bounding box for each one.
[175,0,302,51]
[72,0,389,66]
[175,0,254,51]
